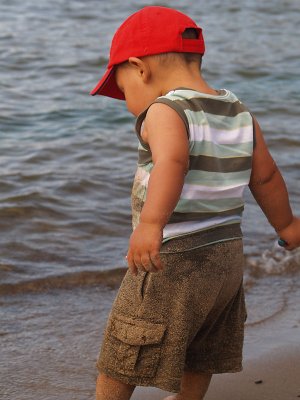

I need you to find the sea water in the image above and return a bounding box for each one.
[0,0,299,399]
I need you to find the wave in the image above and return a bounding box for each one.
[0,268,126,296]
[2,243,299,297]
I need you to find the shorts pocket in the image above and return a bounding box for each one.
[103,314,166,378]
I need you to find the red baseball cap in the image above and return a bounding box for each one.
[90,6,205,100]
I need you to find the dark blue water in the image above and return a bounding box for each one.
[0,1,299,399]
[1,0,299,286]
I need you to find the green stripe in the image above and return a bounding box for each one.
[135,167,251,186]
[175,198,244,213]
[136,163,153,173]
[185,169,251,186]
[189,154,252,173]
[132,194,244,224]
[190,140,253,157]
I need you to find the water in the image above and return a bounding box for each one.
[0,0,299,399]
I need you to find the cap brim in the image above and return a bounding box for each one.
[90,66,125,100]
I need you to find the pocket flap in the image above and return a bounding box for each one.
[110,314,166,346]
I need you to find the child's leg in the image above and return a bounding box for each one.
[96,373,135,400]
[164,371,212,400]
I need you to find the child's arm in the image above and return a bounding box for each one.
[127,103,189,275]
[248,118,300,250]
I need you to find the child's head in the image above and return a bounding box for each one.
[90,6,205,103]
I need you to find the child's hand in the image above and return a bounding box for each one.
[126,222,164,275]
[277,217,300,250]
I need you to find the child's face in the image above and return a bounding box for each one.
[115,60,159,116]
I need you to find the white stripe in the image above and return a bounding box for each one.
[180,183,246,200]
[163,216,242,239]
[189,124,253,145]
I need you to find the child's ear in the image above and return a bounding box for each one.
[128,57,151,83]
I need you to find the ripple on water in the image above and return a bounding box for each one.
[0,0,299,312]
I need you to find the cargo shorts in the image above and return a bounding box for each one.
[96,236,247,393]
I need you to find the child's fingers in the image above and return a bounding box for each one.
[133,253,157,273]
[127,242,164,274]
[141,253,160,273]
[150,250,164,270]
[132,253,146,272]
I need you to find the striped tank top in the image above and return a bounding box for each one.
[132,88,254,245]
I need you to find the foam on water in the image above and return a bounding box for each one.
[247,241,300,276]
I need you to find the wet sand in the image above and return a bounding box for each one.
[132,346,300,399]
[1,275,299,400]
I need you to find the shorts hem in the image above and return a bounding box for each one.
[185,356,243,375]
[97,365,181,393]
